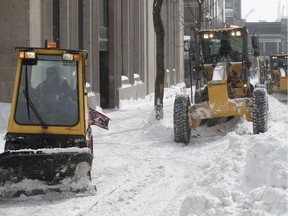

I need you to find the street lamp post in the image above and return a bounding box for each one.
[198,0,204,30]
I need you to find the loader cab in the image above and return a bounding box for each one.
[15,54,79,126]
[8,48,89,137]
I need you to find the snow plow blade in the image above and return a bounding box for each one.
[0,148,93,186]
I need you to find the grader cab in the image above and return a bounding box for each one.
[174,27,268,143]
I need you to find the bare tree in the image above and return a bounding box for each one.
[153,0,165,120]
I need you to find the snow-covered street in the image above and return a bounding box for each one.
[0,84,287,216]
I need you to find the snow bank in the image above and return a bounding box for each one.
[0,103,10,152]
[180,134,287,215]
[180,95,288,216]
[0,102,10,131]
[244,136,287,189]
[242,135,288,215]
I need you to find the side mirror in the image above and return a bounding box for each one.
[251,35,258,49]
[251,34,260,57]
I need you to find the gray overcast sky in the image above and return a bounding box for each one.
[241,0,288,22]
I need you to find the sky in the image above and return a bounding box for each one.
[241,0,288,22]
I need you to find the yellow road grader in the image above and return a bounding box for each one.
[260,53,287,94]
[174,27,268,143]
[0,42,95,196]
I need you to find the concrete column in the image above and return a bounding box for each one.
[87,0,100,93]
[0,0,29,102]
[128,0,134,84]
[122,0,129,78]
[108,0,121,108]
[169,1,174,86]
[42,0,53,44]
[163,1,169,87]
[139,0,147,82]
[29,0,45,46]
[133,0,141,80]
[59,1,68,48]
[176,0,184,83]
[69,0,79,49]
[146,0,156,94]
[60,0,78,49]
[81,0,100,107]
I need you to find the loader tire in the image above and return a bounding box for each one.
[252,86,268,134]
[173,94,191,143]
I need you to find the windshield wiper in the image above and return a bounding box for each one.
[23,66,48,129]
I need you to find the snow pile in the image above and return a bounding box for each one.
[242,135,288,215]
[244,136,287,189]
[179,95,288,216]
[180,133,287,216]
[0,103,10,131]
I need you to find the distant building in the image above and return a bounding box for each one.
[0,0,184,108]
[225,0,244,26]
[183,0,226,33]
[246,19,288,59]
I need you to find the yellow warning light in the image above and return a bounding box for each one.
[19,51,25,59]
[73,54,80,61]
[47,42,57,48]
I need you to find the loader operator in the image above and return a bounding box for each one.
[37,67,70,103]
[37,67,76,124]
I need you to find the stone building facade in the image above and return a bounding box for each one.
[0,0,184,108]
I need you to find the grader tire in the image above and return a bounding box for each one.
[173,94,191,143]
[252,86,268,134]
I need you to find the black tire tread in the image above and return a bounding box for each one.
[252,87,268,134]
[173,94,191,143]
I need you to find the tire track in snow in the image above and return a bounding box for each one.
[83,143,187,216]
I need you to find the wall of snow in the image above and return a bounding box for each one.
[119,83,146,100]
[179,96,288,216]
[0,103,10,131]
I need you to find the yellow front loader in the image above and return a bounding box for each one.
[174,27,268,143]
[0,43,95,196]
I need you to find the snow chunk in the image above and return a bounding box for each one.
[243,137,287,189]
[9,147,92,155]
[179,193,221,216]
[248,187,288,215]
